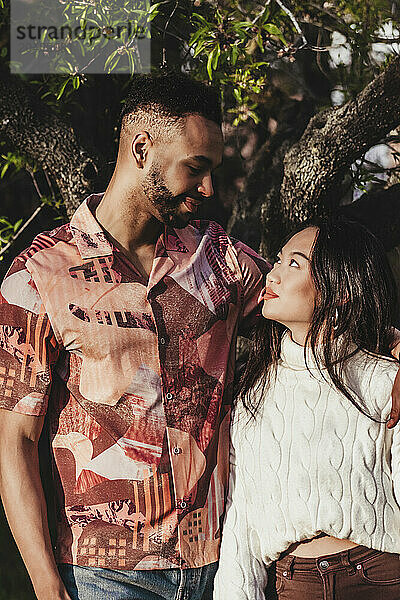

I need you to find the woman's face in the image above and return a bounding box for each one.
[261,227,318,344]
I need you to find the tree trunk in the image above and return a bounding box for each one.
[0,70,102,217]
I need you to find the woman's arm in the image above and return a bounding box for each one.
[213,438,269,600]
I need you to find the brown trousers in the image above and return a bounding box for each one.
[267,545,400,600]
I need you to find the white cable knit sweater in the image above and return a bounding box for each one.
[213,333,400,600]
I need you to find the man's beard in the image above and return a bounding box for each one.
[142,163,190,229]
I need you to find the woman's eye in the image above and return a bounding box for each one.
[274,257,281,265]
[289,258,300,267]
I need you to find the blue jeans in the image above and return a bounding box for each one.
[58,561,218,600]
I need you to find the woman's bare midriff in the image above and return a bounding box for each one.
[286,535,359,558]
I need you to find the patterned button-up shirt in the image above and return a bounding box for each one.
[0,194,268,570]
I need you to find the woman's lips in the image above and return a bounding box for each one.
[258,287,279,303]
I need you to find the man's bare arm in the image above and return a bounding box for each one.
[0,410,71,600]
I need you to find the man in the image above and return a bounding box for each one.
[0,73,398,600]
[0,74,268,600]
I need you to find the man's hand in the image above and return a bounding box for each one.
[388,367,400,429]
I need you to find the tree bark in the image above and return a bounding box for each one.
[0,70,102,217]
[280,54,400,231]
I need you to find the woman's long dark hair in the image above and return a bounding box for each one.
[238,217,399,421]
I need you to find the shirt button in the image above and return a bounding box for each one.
[180,501,187,509]
[319,560,329,570]
[166,392,173,400]
[173,447,182,455]
[282,571,288,577]
[160,337,166,345]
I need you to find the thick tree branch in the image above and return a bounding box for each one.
[280,55,400,226]
[0,70,102,217]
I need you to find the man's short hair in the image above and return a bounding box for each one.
[119,72,222,143]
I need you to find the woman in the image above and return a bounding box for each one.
[213,219,400,600]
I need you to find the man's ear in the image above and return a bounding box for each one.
[131,131,153,168]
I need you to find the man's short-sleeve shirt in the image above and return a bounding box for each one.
[0,194,268,570]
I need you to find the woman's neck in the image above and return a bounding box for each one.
[286,324,309,347]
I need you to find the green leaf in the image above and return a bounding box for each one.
[193,40,208,58]
[104,49,118,71]
[127,49,135,74]
[149,1,170,15]
[13,219,23,232]
[106,53,121,74]
[248,110,260,124]
[0,163,8,178]
[264,23,286,44]
[192,13,210,27]
[235,21,252,28]
[212,44,220,70]
[264,23,282,36]
[233,87,242,102]
[189,28,205,46]
[56,78,70,100]
[231,45,239,65]
[260,6,271,24]
[207,48,215,79]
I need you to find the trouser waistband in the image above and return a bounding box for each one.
[275,545,386,578]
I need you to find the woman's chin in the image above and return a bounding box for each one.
[262,306,279,321]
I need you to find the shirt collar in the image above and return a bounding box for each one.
[70,193,113,259]
[70,193,194,260]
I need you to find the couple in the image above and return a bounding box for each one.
[0,73,399,600]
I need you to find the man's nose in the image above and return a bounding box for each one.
[197,173,214,198]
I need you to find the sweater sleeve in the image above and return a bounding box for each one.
[213,433,269,600]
